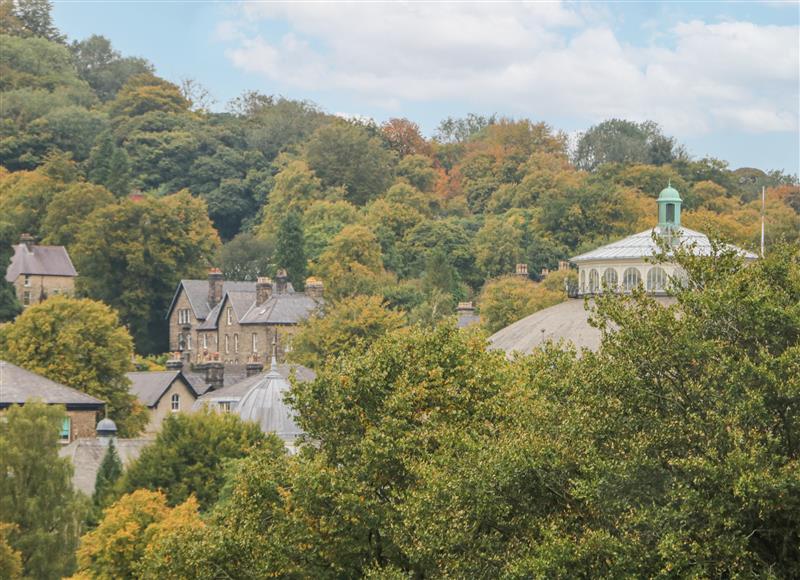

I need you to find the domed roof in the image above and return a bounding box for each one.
[235,357,303,441]
[657,183,682,202]
[489,297,677,356]
[96,417,118,436]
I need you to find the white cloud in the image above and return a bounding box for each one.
[219,2,799,136]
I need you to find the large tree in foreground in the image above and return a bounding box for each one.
[72,190,220,353]
[0,296,147,436]
[0,402,84,580]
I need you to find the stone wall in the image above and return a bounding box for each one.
[168,288,200,355]
[145,376,197,433]
[67,409,98,441]
[13,274,75,307]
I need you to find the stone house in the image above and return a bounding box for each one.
[126,363,201,433]
[5,233,77,308]
[0,360,104,442]
[166,269,323,366]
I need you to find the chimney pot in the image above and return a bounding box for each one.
[515,263,528,277]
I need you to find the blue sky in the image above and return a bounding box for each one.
[53,1,800,174]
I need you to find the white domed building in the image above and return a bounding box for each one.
[489,184,758,355]
[235,354,304,449]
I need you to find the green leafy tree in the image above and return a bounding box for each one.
[574,119,685,171]
[0,523,22,580]
[290,295,406,369]
[314,224,392,300]
[478,272,568,333]
[0,401,85,579]
[108,73,190,118]
[275,209,307,290]
[216,232,275,281]
[0,224,21,321]
[306,121,395,206]
[8,0,63,42]
[118,410,268,510]
[70,34,153,101]
[41,181,115,246]
[90,440,123,524]
[72,191,220,353]
[0,296,147,435]
[74,490,203,580]
[302,200,359,262]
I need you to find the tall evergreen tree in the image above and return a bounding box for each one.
[91,440,123,524]
[106,147,131,196]
[11,0,64,43]
[275,209,307,291]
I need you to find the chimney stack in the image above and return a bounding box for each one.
[165,355,183,372]
[305,277,324,299]
[515,263,528,278]
[246,356,264,377]
[256,277,272,305]
[208,268,223,308]
[558,260,570,272]
[275,269,288,294]
[202,358,224,391]
[456,301,475,313]
[19,233,34,252]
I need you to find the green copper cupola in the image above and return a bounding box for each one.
[657,182,682,230]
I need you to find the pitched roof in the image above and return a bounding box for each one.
[5,244,77,281]
[59,438,153,495]
[126,371,198,408]
[167,280,256,321]
[0,361,104,409]
[240,293,321,325]
[193,363,315,407]
[570,227,758,263]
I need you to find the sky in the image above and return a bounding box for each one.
[53,1,800,174]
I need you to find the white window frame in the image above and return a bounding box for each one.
[202,333,208,350]
[224,335,230,354]
[234,333,239,353]
[171,393,180,412]
[227,307,232,325]
[24,275,31,287]
[22,291,31,306]
[187,333,192,351]
[252,333,258,353]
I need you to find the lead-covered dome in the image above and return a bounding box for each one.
[236,358,303,442]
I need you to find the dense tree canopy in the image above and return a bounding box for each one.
[0,402,84,580]
[0,296,147,435]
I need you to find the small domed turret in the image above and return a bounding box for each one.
[96,417,118,438]
[657,182,682,230]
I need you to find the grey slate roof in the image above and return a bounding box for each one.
[236,362,303,441]
[240,293,321,325]
[168,280,256,321]
[0,360,104,409]
[489,297,676,355]
[193,363,315,409]
[5,244,77,281]
[182,364,250,395]
[570,227,758,263]
[126,371,198,408]
[59,438,153,495]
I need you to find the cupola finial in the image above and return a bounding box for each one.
[270,336,278,371]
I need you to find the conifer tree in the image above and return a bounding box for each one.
[275,209,307,291]
[91,440,123,523]
[106,147,131,196]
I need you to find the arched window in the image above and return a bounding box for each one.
[602,268,618,291]
[647,266,668,293]
[580,270,586,293]
[171,393,180,412]
[588,269,600,294]
[623,268,641,292]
